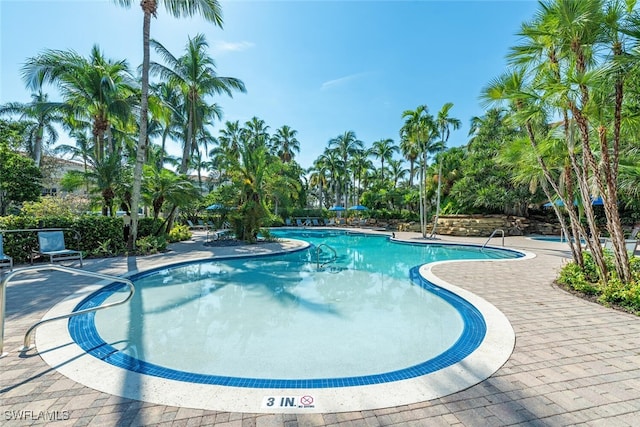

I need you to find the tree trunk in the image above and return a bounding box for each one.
[128,5,153,252]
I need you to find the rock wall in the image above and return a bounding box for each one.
[397,214,562,237]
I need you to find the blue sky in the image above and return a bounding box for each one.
[0,0,539,169]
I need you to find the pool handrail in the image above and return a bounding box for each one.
[482,229,505,249]
[0,264,135,357]
[316,243,337,269]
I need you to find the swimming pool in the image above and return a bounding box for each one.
[39,230,525,412]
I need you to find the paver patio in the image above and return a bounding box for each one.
[1,231,639,426]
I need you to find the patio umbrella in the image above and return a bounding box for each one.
[329,206,346,211]
[206,203,225,211]
[544,197,604,208]
[348,205,368,211]
[543,200,566,208]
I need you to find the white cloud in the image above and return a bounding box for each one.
[211,41,255,54]
[320,72,368,90]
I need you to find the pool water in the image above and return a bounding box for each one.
[70,230,521,388]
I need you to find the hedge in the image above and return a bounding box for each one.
[0,215,126,263]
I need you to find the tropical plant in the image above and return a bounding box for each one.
[0,89,62,167]
[370,138,398,183]
[431,103,461,234]
[111,0,225,251]
[400,105,440,238]
[0,143,42,215]
[149,34,245,174]
[271,125,300,163]
[22,44,138,162]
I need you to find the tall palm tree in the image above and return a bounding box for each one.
[149,81,184,169]
[399,132,419,187]
[150,34,245,173]
[111,0,224,251]
[243,117,270,150]
[400,105,439,238]
[328,131,363,206]
[431,103,461,236]
[0,89,62,167]
[317,148,344,207]
[387,158,408,188]
[370,138,398,182]
[308,160,329,209]
[22,45,138,162]
[349,148,373,206]
[271,125,300,163]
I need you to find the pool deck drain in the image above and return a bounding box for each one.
[2,230,640,425]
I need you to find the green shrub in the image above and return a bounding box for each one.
[138,217,165,237]
[259,227,278,242]
[557,261,601,295]
[135,235,167,254]
[0,214,125,262]
[263,214,284,227]
[168,224,191,242]
[558,252,640,314]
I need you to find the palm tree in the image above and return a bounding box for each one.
[431,103,461,236]
[328,131,363,206]
[387,158,408,188]
[111,0,225,250]
[317,148,344,207]
[243,117,270,150]
[87,152,125,216]
[142,164,201,223]
[370,138,398,182]
[400,105,439,238]
[0,89,62,167]
[53,129,94,193]
[149,34,245,173]
[22,45,138,162]
[399,133,419,187]
[149,81,184,169]
[308,160,329,209]
[349,148,373,206]
[271,125,300,163]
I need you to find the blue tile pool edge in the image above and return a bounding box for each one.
[68,259,487,389]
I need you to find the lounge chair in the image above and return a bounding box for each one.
[312,219,320,226]
[285,218,293,226]
[32,230,83,266]
[626,239,638,255]
[186,219,206,230]
[296,219,304,227]
[0,233,13,271]
[603,238,638,255]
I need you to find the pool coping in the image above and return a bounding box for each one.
[34,237,532,414]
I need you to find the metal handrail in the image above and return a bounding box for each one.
[0,264,134,357]
[482,229,505,249]
[316,243,337,269]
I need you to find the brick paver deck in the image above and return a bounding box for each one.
[1,231,639,426]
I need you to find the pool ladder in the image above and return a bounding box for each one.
[0,265,135,357]
[482,229,505,250]
[315,243,337,269]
